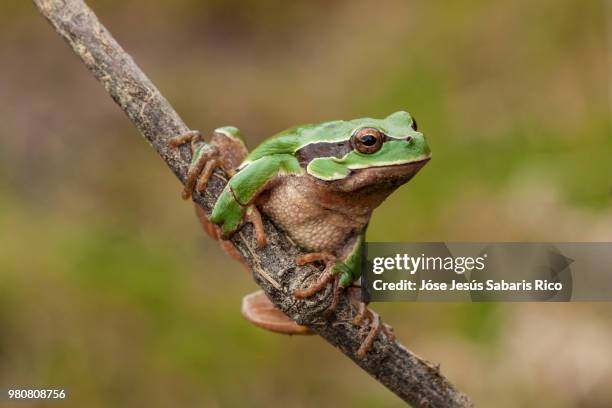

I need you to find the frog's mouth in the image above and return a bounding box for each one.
[329,156,431,192]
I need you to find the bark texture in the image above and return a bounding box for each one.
[32,1,474,406]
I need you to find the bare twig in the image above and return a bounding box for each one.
[32,1,474,406]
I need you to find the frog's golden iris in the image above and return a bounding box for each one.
[352,127,384,154]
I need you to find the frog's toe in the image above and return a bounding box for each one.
[293,270,335,299]
[168,129,223,200]
[323,274,343,318]
[347,287,394,357]
[295,252,335,266]
[182,144,220,200]
[195,157,220,193]
[356,308,381,358]
[293,252,336,299]
[355,306,395,358]
[245,205,267,248]
[168,129,202,148]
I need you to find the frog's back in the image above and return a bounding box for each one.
[242,112,415,165]
[244,119,354,163]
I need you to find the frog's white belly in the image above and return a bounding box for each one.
[259,176,370,253]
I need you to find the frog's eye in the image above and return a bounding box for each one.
[353,128,383,154]
[411,118,418,131]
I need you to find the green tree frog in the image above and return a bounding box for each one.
[170,111,430,357]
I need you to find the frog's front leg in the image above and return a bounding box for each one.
[293,236,362,311]
[209,153,302,247]
[294,252,337,297]
[170,127,263,256]
[293,252,352,317]
[169,130,216,200]
[169,127,247,200]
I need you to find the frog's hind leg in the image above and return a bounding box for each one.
[242,290,312,335]
[169,130,220,200]
[197,210,307,335]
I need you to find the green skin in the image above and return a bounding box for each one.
[204,111,431,289]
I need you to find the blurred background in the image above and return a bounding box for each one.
[0,0,611,406]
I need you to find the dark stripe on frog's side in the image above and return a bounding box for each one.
[295,140,352,167]
[295,134,402,167]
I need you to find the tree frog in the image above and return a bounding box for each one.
[170,111,431,357]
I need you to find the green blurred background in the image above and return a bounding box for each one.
[0,0,611,407]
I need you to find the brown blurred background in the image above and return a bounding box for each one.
[0,0,611,407]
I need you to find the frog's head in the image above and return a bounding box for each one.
[297,111,431,193]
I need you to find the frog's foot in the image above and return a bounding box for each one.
[293,252,337,298]
[293,252,345,317]
[168,130,221,200]
[245,205,267,248]
[242,290,312,335]
[326,274,343,317]
[348,288,395,358]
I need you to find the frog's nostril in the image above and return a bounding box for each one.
[405,136,413,144]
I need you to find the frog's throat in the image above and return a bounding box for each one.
[323,157,431,193]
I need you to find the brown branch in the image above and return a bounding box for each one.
[31,1,474,406]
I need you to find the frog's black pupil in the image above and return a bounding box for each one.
[361,135,377,146]
[411,118,418,131]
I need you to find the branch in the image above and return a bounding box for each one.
[32,1,473,406]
